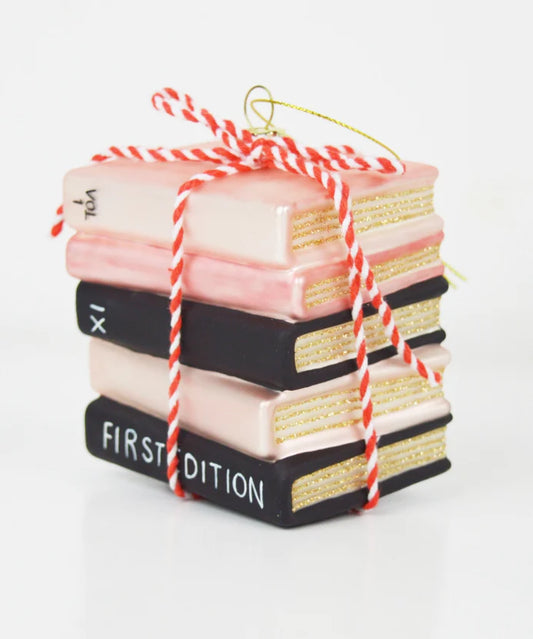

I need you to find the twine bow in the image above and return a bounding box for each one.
[53,87,442,510]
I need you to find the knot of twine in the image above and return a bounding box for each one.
[53,87,442,509]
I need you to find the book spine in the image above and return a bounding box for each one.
[85,397,290,525]
[76,282,297,390]
[62,169,293,266]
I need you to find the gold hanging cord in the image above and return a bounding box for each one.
[244,86,466,287]
[244,84,402,163]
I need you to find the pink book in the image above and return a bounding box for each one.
[67,216,444,321]
[63,158,438,268]
[90,340,451,460]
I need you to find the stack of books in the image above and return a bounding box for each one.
[62,156,452,526]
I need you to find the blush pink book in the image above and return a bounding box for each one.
[67,217,444,320]
[63,159,438,267]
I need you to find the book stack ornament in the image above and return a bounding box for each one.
[54,87,452,526]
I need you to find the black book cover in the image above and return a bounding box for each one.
[77,277,448,390]
[86,397,452,527]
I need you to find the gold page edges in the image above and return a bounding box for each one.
[295,298,441,372]
[304,243,441,310]
[292,186,434,252]
[291,427,447,512]
[273,370,445,444]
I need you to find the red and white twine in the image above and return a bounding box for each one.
[53,87,442,510]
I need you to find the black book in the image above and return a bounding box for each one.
[77,277,448,390]
[86,397,452,527]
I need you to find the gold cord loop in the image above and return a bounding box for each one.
[244,85,402,162]
[244,85,286,136]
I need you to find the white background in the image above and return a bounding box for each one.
[1,1,532,637]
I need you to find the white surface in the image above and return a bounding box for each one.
[0,1,532,637]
